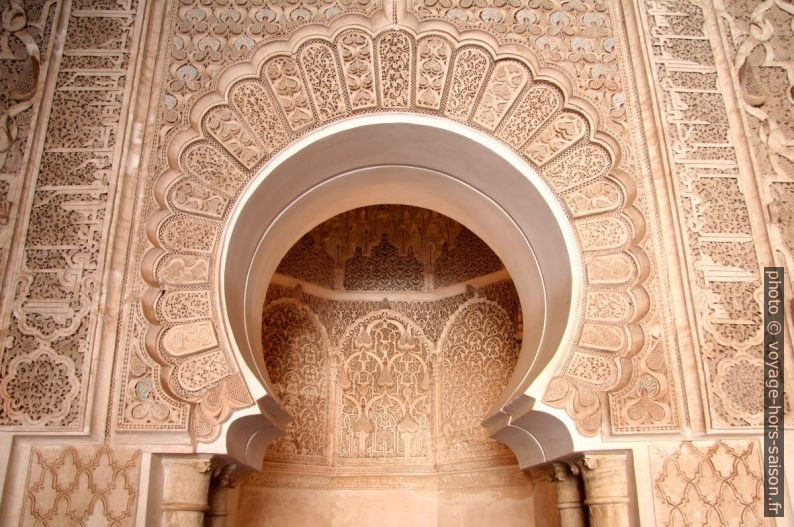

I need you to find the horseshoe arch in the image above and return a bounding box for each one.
[140,26,648,460]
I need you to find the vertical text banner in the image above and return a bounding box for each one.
[764,267,784,517]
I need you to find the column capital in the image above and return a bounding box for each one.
[548,460,587,527]
[571,451,633,527]
[548,460,578,482]
[211,461,240,488]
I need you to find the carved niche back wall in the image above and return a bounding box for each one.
[0,0,790,524]
[238,206,538,525]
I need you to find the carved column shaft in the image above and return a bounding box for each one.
[205,465,238,527]
[161,455,213,527]
[577,452,632,527]
[550,462,586,527]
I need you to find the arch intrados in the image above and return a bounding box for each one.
[219,114,583,418]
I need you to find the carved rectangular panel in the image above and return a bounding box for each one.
[20,445,141,526]
[636,0,767,430]
[0,0,143,428]
[649,441,772,526]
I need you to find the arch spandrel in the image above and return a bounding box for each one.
[126,17,677,446]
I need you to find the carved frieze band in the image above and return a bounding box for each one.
[636,0,772,429]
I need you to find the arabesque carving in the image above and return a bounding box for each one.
[344,234,424,291]
[636,0,776,429]
[0,0,55,280]
[276,205,504,291]
[0,0,142,429]
[407,0,628,134]
[337,310,434,461]
[259,267,521,481]
[437,300,518,464]
[262,300,330,462]
[715,0,794,416]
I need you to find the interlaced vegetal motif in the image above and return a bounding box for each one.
[416,36,451,110]
[261,281,521,474]
[118,309,185,431]
[376,31,413,107]
[438,300,517,463]
[337,29,378,110]
[650,441,771,526]
[0,0,55,279]
[274,205,505,291]
[407,0,627,134]
[716,0,794,406]
[276,234,336,289]
[433,228,503,288]
[262,300,330,462]
[337,311,434,460]
[719,0,794,182]
[21,446,141,526]
[0,346,79,425]
[344,234,424,291]
[403,3,687,437]
[163,0,382,134]
[299,41,348,121]
[266,282,476,346]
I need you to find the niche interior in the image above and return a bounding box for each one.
[236,205,543,525]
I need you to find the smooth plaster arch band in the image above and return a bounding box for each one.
[218,114,583,457]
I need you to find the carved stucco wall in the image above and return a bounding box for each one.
[109,0,685,444]
[259,295,520,467]
[0,0,785,443]
[635,0,793,431]
[718,0,793,304]
[0,0,789,524]
[649,440,772,526]
[240,214,533,523]
[0,0,57,259]
[0,0,142,429]
[19,445,141,526]
[276,205,505,290]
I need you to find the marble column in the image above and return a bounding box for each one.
[550,461,586,527]
[161,455,213,527]
[576,452,632,527]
